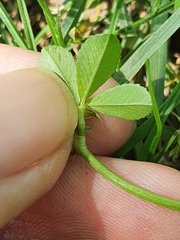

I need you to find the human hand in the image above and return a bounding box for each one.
[0,44,180,239]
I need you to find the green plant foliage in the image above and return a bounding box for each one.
[39,46,79,103]
[39,35,152,121]
[87,84,152,120]
[17,0,37,51]
[76,34,121,101]
[115,8,180,82]
[37,0,65,47]
[0,2,27,48]
[61,0,87,43]
[174,0,180,11]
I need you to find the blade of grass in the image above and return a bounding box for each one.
[149,0,168,107]
[37,0,65,47]
[61,0,87,44]
[117,3,136,37]
[135,0,169,161]
[114,7,180,82]
[114,1,174,35]
[155,130,179,163]
[174,0,180,11]
[152,0,163,12]
[34,25,49,45]
[107,0,124,34]
[144,60,162,161]
[0,2,27,49]
[34,1,73,45]
[17,0,37,51]
[115,9,180,84]
[149,45,167,106]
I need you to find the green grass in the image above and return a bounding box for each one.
[0,0,180,209]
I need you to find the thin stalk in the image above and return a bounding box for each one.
[61,0,87,44]
[34,25,49,45]
[155,130,179,163]
[74,104,180,211]
[0,2,27,49]
[114,1,174,35]
[37,0,65,47]
[34,1,72,45]
[145,60,162,160]
[108,0,123,34]
[174,0,180,11]
[17,0,37,51]
[153,0,163,12]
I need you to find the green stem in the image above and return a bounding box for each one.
[74,104,180,211]
[37,0,65,47]
[34,1,72,45]
[145,60,162,160]
[114,1,174,35]
[17,0,37,51]
[34,25,49,45]
[0,2,27,49]
[108,0,123,34]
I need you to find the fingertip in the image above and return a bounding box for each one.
[0,68,77,176]
[86,115,134,155]
[0,44,40,74]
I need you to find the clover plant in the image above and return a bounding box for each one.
[39,34,180,211]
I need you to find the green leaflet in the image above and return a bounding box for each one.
[76,34,121,102]
[87,84,152,120]
[39,45,79,103]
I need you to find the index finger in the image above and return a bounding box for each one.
[0,44,40,74]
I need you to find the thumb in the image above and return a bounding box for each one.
[0,68,77,227]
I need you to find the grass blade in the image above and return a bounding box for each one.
[17,0,37,51]
[149,0,168,106]
[114,7,180,82]
[37,0,65,47]
[174,0,180,11]
[34,25,49,45]
[117,3,136,37]
[34,1,73,46]
[61,0,87,44]
[114,2,174,35]
[0,2,27,49]
[144,61,162,160]
[107,0,124,34]
[155,130,179,163]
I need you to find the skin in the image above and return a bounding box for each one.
[0,44,180,240]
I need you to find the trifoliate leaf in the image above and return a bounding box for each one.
[87,84,152,120]
[39,45,79,103]
[76,34,121,101]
